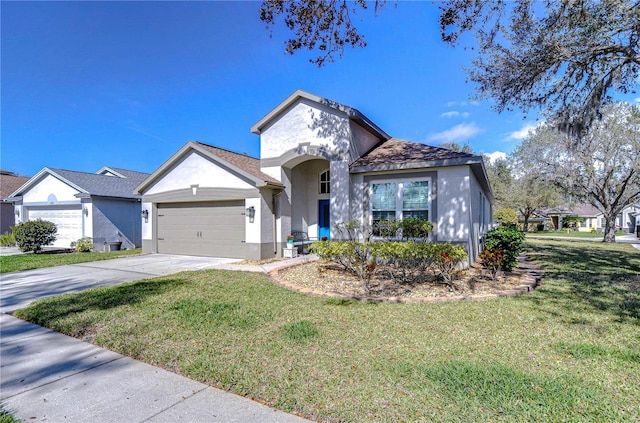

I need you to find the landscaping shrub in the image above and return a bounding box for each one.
[373,218,433,241]
[479,248,505,281]
[13,220,57,253]
[484,226,525,271]
[311,240,467,293]
[70,237,94,252]
[0,231,16,247]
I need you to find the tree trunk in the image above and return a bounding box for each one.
[523,217,529,232]
[602,215,617,242]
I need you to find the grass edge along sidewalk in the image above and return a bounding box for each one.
[14,239,640,422]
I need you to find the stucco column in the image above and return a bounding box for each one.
[330,160,350,240]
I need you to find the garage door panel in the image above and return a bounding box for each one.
[156,201,245,258]
[28,207,82,248]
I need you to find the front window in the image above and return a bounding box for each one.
[370,178,431,235]
[319,170,330,194]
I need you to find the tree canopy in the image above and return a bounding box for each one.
[261,0,640,135]
[513,102,640,241]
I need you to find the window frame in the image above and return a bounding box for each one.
[319,169,330,194]
[369,177,431,233]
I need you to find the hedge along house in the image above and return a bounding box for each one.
[136,90,494,263]
[6,167,150,249]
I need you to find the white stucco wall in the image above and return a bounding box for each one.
[23,174,81,204]
[145,151,254,195]
[436,166,471,242]
[141,202,153,240]
[330,161,351,240]
[349,122,381,162]
[260,99,350,160]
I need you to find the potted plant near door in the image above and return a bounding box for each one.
[286,234,294,249]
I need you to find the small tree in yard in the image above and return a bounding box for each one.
[14,220,57,253]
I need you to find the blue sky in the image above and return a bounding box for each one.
[2,1,636,178]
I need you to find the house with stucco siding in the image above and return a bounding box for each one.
[135,90,494,263]
[7,167,149,249]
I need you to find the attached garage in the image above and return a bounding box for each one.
[156,201,246,258]
[27,206,83,248]
[136,142,284,260]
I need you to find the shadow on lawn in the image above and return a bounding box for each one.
[522,241,640,324]
[14,278,188,327]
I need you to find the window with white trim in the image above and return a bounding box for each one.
[319,170,330,194]
[370,178,431,232]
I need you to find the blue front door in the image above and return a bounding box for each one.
[318,199,330,239]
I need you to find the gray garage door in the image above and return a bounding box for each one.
[157,201,246,258]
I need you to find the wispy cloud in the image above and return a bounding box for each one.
[130,126,166,142]
[440,111,470,118]
[445,100,479,107]
[428,122,483,143]
[505,122,538,141]
[634,97,640,104]
[485,151,507,163]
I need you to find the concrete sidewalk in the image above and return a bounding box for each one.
[0,254,315,422]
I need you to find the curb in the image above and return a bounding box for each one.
[268,253,544,304]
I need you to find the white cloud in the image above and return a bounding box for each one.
[634,97,640,104]
[428,122,483,143]
[505,122,538,141]
[485,151,507,163]
[440,111,470,118]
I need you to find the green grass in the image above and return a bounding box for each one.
[0,404,20,423]
[0,249,141,273]
[530,229,624,238]
[14,240,640,422]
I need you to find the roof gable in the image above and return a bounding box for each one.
[135,141,283,194]
[251,89,390,140]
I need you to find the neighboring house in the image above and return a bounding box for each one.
[6,167,150,249]
[136,90,494,263]
[0,170,30,234]
[546,203,631,232]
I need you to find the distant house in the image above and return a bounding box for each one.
[545,203,635,232]
[136,90,494,263]
[0,170,30,234]
[6,167,150,249]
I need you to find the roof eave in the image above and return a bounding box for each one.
[8,167,89,198]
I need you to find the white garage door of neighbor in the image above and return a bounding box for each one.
[28,207,83,248]
[156,201,246,258]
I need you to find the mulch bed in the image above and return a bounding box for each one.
[271,255,543,303]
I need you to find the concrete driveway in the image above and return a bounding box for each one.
[0,254,240,313]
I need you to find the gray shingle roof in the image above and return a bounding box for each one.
[46,167,150,199]
[0,173,30,199]
[350,138,477,169]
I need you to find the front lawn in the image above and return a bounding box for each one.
[14,240,640,422]
[530,229,624,238]
[0,248,141,273]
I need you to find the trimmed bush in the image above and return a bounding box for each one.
[484,226,525,271]
[14,220,57,253]
[70,237,94,252]
[311,240,467,292]
[0,231,16,247]
[493,208,519,226]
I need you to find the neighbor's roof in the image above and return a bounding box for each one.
[135,141,283,194]
[7,167,150,201]
[251,89,391,140]
[0,172,30,200]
